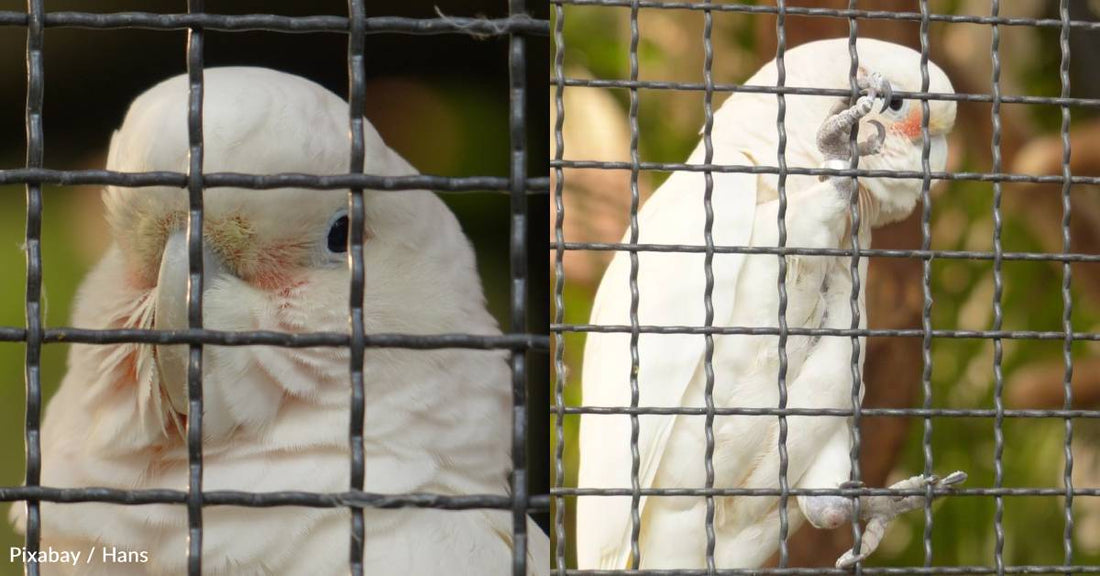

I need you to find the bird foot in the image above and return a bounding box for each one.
[816,71,893,178]
[834,470,967,569]
[817,101,886,169]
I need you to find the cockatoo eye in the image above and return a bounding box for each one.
[887,96,904,112]
[326,212,349,254]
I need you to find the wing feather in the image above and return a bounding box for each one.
[575,148,758,568]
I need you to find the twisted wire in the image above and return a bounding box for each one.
[627,0,643,567]
[548,0,1100,31]
[845,9,865,569]
[22,0,44,572]
[184,1,206,572]
[553,2,568,573]
[989,2,1006,575]
[1058,0,1075,571]
[918,0,935,566]
[773,0,791,568]
[345,0,368,572]
[508,0,532,571]
[700,0,717,571]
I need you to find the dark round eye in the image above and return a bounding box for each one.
[327,214,349,253]
[888,96,904,111]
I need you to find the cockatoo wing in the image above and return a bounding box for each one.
[576,147,759,568]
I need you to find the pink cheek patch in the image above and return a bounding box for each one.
[894,107,924,140]
[247,244,309,292]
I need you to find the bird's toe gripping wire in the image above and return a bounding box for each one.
[857,70,893,113]
[834,470,968,570]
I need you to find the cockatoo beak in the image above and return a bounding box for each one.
[153,230,229,416]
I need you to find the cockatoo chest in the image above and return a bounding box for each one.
[719,250,859,391]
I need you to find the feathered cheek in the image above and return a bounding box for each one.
[892,107,924,140]
[234,243,310,292]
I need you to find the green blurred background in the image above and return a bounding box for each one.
[552,0,1100,570]
[0,0,549,571]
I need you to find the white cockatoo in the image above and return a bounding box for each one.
[10,67,549,575]
[576,38,964,570]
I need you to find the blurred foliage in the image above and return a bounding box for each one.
[552,0,1100,570]
[0,0,548,572]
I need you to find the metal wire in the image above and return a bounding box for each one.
[553,1,568,572]
[509,0,532,572]
[844,7,865,571]
[1058,1,1076,572]
[555,324,1100,341]
[561,406,1100,419]
[560,487,1100,498]
[345,0,368,572]
[5,5,548,576]
[773,0,790,570]
[627,0,642,567]
[0,168,547,192]
[555,159,1100,186]
[918,0,934,568]
[184,2,206,574]
[989,3,1006,576]
[0,486,550,510]
[22,0,44,574]
[549,0,1100,31]
[700,0,717,571]
[552,77,1100,109]
[562,568,1100,576]
[0,12,548,35]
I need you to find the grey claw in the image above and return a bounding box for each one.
[879,80,892,113]
[857,120,886,156]
[839,480,864,490]
[938,471,968,487]
[836,550,866,569]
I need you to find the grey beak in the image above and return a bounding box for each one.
[153,231,228,416]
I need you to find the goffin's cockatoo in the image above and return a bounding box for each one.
[577,38,965,570]
[9,67,549,575]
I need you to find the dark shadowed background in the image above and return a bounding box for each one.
[0,1,549,571]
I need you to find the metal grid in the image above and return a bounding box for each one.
[0,4,550,576]
[552,1,1094,574]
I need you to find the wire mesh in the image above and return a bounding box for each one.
[552,1,1100,574]
[3,4,550,576]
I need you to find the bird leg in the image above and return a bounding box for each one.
[833,471,968,569]
[817,98,887,171]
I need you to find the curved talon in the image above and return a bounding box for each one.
[857,120,886,156]
[836,550,867,570]
[878,80,893,113]
[938,471,968,487]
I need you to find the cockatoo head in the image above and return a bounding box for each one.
[90,67,500,447]
[760,38,956,227]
